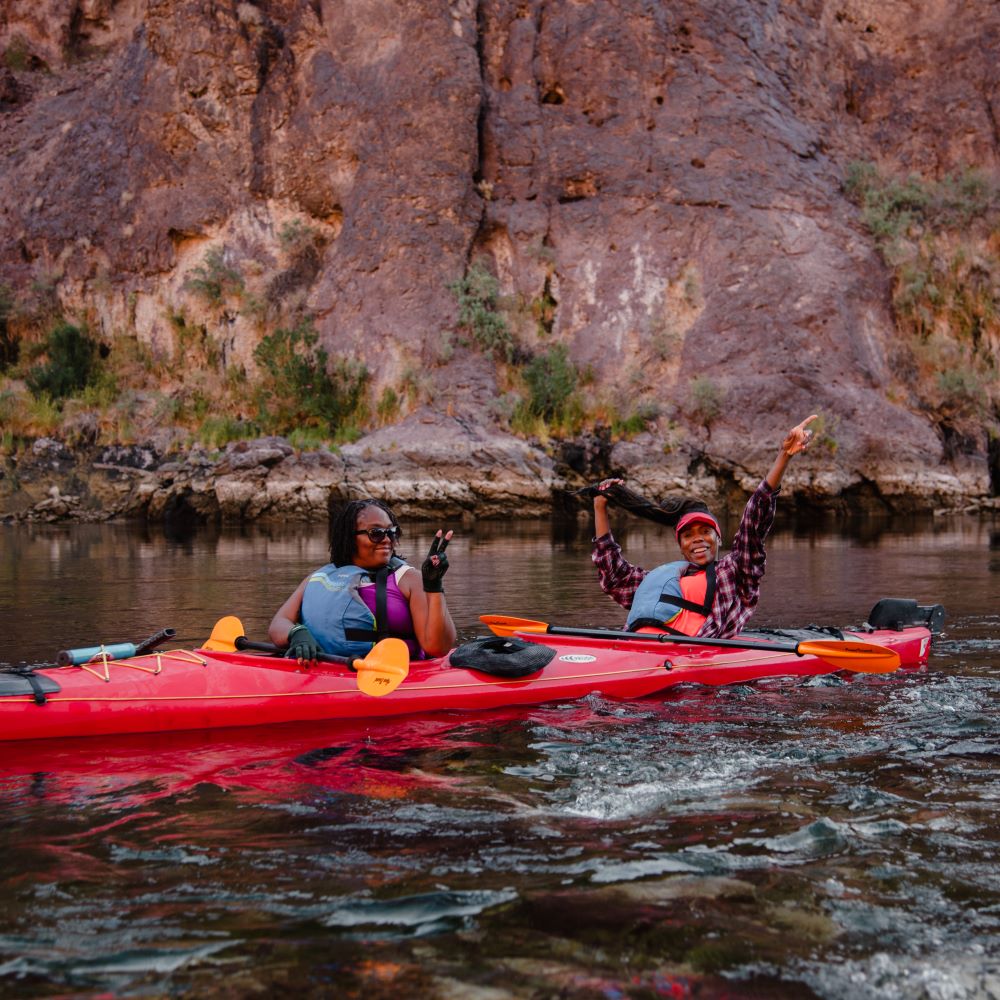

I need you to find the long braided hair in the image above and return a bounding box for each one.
[575,482,712,528]
[328,498,402,567]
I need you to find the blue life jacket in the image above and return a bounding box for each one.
[625,560,717,636]
[301,557,411,658]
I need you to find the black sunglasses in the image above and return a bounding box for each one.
[355,526,401,543]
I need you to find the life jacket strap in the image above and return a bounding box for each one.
[344,564,415,644]
[375,564,389,637]
[627,617,688,636]
[655,561,717,615]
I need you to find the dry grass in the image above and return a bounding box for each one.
[845,163,1000,433]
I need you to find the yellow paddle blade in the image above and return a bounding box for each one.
[354,638,410,696]
[799,640,900,674]
[479,614,549,637]
[202,616,246,652]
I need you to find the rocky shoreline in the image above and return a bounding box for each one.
[2,416,998,527]
[1,420,559,527]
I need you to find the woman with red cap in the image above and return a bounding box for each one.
[591,415,817,638]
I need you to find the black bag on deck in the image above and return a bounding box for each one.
[449,636,556,678]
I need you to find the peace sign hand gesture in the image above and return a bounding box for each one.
[421,530,453,593]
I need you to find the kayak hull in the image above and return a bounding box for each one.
[0,627,933,742]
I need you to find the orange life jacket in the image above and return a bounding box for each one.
[625,561,717,637]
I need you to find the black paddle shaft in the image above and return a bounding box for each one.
[545,625,804,656]
[234,636,355,668]
[134,627,177,656]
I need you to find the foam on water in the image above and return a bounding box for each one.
[318,887,519,937]
[793,948,1000,1000]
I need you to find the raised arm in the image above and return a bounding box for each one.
[592,477,623,539]
[404,530,458,657]
[594,492,612,539]
[591,479,646,609]
[765,414,818,491]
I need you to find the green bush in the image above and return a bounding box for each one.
[198,415,259,448]
[78,368,119,409]
[937,367,987,416]
[25,322,97,400]
[612,401,660,437]
[688,374,724,433]
[933,169,997,224]
[376,386,400,424]
[3,37,33,71]
[0,390,18,427]
[522,344,577,421]
[449,262,515,362]
[531,283,557,337]
[650,321,683,361]
[846,161,1000,433]
[253,319,368,436]
[279,219,321,254]
[844,162,1000,252]
[168,311,222,368]
[844,162,926,249]
[185,246,244,306]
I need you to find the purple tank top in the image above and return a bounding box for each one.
[359,566,425,659]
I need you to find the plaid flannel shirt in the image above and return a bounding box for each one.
[591,479,779,638]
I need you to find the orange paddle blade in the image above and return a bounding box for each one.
[354,638,410,696]
[479,614,549,637]
[202,616,245,652]
[797,640,900,674]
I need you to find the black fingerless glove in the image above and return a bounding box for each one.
[285,623,321,660]
[421,552,449,592]
[421,534,451,593]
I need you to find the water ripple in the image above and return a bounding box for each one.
[319,887,518,937]
[795,947,1000,1000]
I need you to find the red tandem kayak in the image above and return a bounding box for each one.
[0,599,942,742]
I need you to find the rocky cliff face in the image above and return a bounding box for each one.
[1,0,998,520]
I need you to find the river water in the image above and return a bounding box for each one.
[0,513,998,998]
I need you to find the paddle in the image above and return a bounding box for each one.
[479,615,901,674]
[201,617,410,696]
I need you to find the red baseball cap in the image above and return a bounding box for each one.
[675,511,721,539]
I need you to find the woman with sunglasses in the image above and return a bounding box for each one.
[268,498,457,661]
